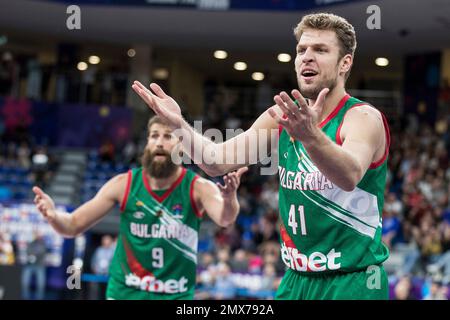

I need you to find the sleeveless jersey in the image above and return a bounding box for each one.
[277,94,390,274]
[106,167,202,299]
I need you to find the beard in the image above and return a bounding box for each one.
[141,148,178,179]
[298,70,338,100]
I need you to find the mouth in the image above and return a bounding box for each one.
[300,69,318,81]
[152,151,169,160]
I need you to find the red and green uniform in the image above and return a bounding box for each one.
[276,94,391,300]
[106,167,202,300]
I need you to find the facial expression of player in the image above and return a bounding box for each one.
[142,123,180,179]
[295,28,347,99]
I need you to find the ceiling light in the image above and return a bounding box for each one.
[214,50,228,59]
[88,55,100,64]
[252,72,264,81]
[375,57,389,67]
[77,62,88,71]
[277,53,291,63]
[153,68,169,80]
[234,62,247,71]
[127,48,136,58]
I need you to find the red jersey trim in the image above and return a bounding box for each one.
[142,168,187,203]
[335,103,369,146]
[189,175,203,218]
[119,170,132,212]
[318,94,350,128]
[334,104,391,169]
[369,112,390,169]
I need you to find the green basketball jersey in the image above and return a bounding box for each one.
[277,94,390,274]
[106,167,202,300]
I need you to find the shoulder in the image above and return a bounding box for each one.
[100,172,131,200]
[193,175,216,194]
[345,103,383,124]
[110,172,130,186]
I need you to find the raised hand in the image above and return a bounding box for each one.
[268,88,329,143]
[132,81,183,129]
[216,167,249,198]
[32,186,57,222]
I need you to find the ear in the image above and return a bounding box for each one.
[340,54,353,76]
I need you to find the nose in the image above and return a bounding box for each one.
[302,47,314,63]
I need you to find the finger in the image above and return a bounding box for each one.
[268,107,290,126]
[32,186,45,197]
[236,167,249,178]
[133,85,164,115]
[216,182,226,192]
[279,92,301,115]
[314,88,330,111]
[37,203,47,214]
[291,89,308,109]
[133,81,154,96]
[149,83,169,99]
[132,85,153,105]
[274,95,297,120]
[228,174,238,189]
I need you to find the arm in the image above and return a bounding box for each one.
[132,81,279,176]
[32,173,128,237]
[269,89,386,191]
[193,167,248,228]
[304,106,385,191]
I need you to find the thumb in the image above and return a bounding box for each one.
[314,88,329,111]
[237,166,249,178]
[32,186,45,197]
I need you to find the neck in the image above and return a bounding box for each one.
[310,85,347,124]
[147,166,182,190]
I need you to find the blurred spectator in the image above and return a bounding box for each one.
[17,141,31,169]
[393,276,416,300]
[252,211,279,249]
[91,235,115,275]
[99,140,115,163]
[423,277,448,300]
[230,249,248,273]
[26,58,42,100]
[21,231,47,300]
[0,232,15,265]
[382,203,402,250]
[211,263,236,300]
[248,253,264,274]
[259,263,277,295]
[122,139,137,165]
[0,52,19,97]
[89,235,115,300]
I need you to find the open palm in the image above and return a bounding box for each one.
[132,81,183,129]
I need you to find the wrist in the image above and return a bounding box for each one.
[299,127,322,147]
[222,193,238,204]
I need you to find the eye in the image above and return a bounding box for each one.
[164,134,172,140]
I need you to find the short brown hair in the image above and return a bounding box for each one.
[147,115,172,133]
[294,13,356,79]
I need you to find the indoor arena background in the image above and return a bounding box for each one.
[0,0,449,300]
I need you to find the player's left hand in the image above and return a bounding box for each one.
[217,167,248,198]
[268,88,329,143]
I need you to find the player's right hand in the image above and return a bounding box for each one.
[32,186,56,222]
[132,81,183,129]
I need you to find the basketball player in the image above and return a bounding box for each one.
[32,116,248,300]
[132,13,391,299]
